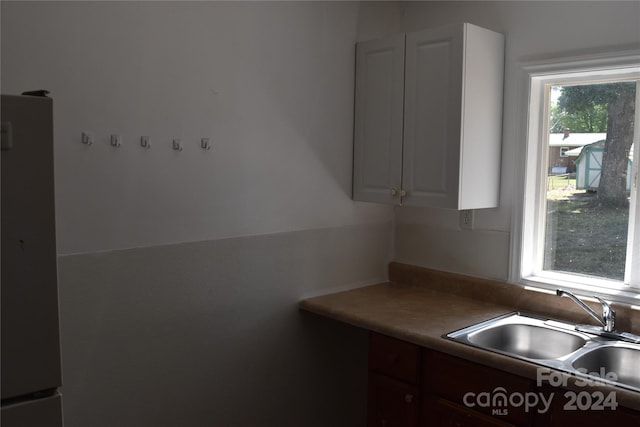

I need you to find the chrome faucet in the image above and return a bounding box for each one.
[556,289,616,332]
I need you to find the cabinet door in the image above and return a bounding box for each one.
[369,332,420,384]
[368,372,419,427]
[545,393,640,427]
[353,34,405,204]
[424,351,533,426]
[547,409,640,427]
[402,24,463,208]
[430,398,516,427]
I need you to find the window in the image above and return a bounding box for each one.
[514,51,640,304]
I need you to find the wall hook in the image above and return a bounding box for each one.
[81,132,93,145]
[140,136,151,149]
[172,139,183,152]
[110,134,122,148]
[201,138,211,150]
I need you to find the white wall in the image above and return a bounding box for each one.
[1,2,401,426]
[55,225,390,427]
[393,1,640,280]
[1,1,394,255]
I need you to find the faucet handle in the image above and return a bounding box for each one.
[594,296,616,332]
[593,296,614,313]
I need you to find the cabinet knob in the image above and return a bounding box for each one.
[405,393,414,403]
[400,189,408,197]
[390,188,399,197]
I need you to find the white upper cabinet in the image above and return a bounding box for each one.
[353,34,406,205]
[352,23,505,209]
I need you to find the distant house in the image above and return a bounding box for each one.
[548,130,606,174]
[569,140,634,191]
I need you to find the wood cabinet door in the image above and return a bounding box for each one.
[429,398,516,427]
[424,351,534,426]
[353,34,405,205]
[369,332,421,384]
[547,409,640,427]
[368,372,420,427]
[545,393,640,427]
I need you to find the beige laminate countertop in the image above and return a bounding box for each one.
[299,271,640,411]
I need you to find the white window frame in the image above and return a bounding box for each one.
[511,50,640,306]
[559,147,569,158]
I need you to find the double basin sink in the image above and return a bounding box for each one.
[446,312,640,392]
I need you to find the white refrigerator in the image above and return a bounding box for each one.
[1,93,64,427]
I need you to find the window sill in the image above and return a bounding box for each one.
[521,273,640,308]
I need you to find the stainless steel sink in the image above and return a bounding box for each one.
[468,323,587,359]
[571,344,640,390]
[446,312,640,393]
[448,312,589,360]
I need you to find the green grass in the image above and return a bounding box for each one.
[544,192,628,280]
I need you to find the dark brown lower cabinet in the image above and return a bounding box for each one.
[368,372,419,427]
[543,391,640,427]
[367,332,640,427]
[367,332,420,427]
[423,350,533,427]
[429,398,516,427]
